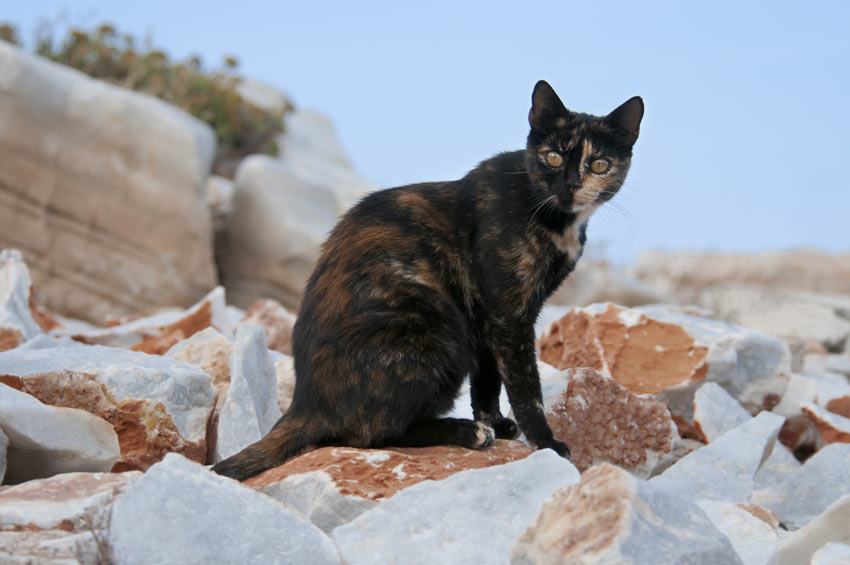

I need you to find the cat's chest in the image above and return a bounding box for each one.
[550,220,588,265]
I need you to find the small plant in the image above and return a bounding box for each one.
[1,21,291,177]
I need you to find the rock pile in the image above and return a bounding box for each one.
[2,251,848,564]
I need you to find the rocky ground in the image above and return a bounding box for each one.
[1,41,849,564]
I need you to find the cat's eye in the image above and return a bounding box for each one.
[589,158,611,174]
[545,151,564,167]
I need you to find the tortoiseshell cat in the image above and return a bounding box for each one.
[213,80,643,480]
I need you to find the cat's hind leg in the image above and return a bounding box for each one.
[384,417,495,449]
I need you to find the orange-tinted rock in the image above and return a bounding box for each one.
[130,328,185,355]
[247,440,532,500]
[737,502,781,529]
[0,327,23,351]
[240,298,296,355]
[128,301,212,353]
[827,396,850,419]
[541,368,677,476]
[539,303,708,395]
[802,403,850,445]
[0,370,206,471]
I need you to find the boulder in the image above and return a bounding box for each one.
[538,303,791,419]
[0,249,46,351]
[0,42,217,324]
[239,298,296,354]
[649,411,785,503]
[0,383,120,483]
[693,382,753,443]
[753,443,850,529]
[214,325,282,462]
[332,449,579,565]
[511,463,741,565]
[535,367,678,477]
[0,343,215,471]
[769,495,850,565]
[0,470,140,530]
[108,453,340,565]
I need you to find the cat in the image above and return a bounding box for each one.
[212,80,643,480]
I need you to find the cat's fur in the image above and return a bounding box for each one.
[213,80,643,480]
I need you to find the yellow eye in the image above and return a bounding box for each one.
[589,158,611,174]
[545,151,564,167]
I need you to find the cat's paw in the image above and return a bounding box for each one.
[492,416,519,440]
[539,439,570,458]
[473,422,496,448]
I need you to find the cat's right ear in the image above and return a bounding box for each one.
[529,80,570,129]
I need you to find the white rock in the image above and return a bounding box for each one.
[0,342,215,446]
[811,543,850,565]
[0,427,8,483]
[806,370,850,409]
[0,530,101,564]
[257,470,378,534]
[753,443,850,529]
[0,249,43,349]
[769,495,850,565]
[0,383,120,483]
[511,463,741,565]
[16,334,87,349]
[650,411,785,503]
[236,78,292,116]
[332,449,580,565]
[108,453,339,565]
[753,443,801,490]
[205,174,235,231]
[801,402,850,444]
[697,500,780,565]
[804,354,850,378]
[773,373,818,418]
[693,381,753,442]
[0,470,140,529]
[214,324,282,461]
[271,351,297,412]
[0,43,217,323]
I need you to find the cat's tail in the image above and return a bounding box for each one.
[211,413,314,481]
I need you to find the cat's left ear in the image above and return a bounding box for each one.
[529,80,570,129]
[604,96,644,145]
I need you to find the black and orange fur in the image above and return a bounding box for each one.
[213,81,643,480]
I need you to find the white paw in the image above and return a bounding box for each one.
[474,422,495,448]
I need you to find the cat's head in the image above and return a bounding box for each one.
[526,80,643,215]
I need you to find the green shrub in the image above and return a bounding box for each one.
[1,21,290,177]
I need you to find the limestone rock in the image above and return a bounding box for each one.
[164,327,233,393]
[538,303,790,419]
[332,449,579,565]
[802,402,850,444]
[204,174,235,231]
[804,353,850,378]
[0,42,217,323]
[0,470,140,529]
[235,78,293,116]
[811,543,850,565]
[0,249,44,351]
[536,367,678,477]
[108,453,340,565]
[693,382,753,443]
[511,463,740,565]
[753,442,801,491]
[0,343,215,471]
[769,495,850,565]
[0,530,103,564]
[697,500,781,565]
[239,298,296,354]
[753,443,850,529]
[273,352,296,412]
[0,383,120,483]
[214,325,282,462]
[650,411,785,503]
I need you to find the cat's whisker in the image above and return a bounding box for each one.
[528,195,557,227]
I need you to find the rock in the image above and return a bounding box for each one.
[693,382,753,443]
[802,402,850,444]
[164,327,233,393]
[204,174,236,229]
[273,352,296,412]
[0,383,120,483]
[235,78,293,116]
[239,298,296,354]
[804,353,850,378]
[0,42,217,324]
[535,367,678,477]
[0,427,7,483]
[108,453,339,565]
[538,303,791,419]
[332,449,579,565]
[214,325,282,462]
[649,411,785,503]
[630,249,850,296]
[0,249,45,351]
[545,258,670,308]
[0,343,215,471]
[511,463,741,565]
[769,495,850,565]
[753,443,850,529]
[811,543,850,565]
[0,530,104,564]
[697,501,781,565]
[0,470,140,529]
[50,286,233,352]
[753,442,801,490]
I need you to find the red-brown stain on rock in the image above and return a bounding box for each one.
[539,304,709,395]
[0,328,24,352]
[246,440,532,500]
[801,405,850,445]
[826,396,850,419]
[129,301,213,355]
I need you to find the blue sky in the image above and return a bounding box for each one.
[6,1,849,263]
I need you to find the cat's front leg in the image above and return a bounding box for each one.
[470,348,519,439]
[486,321,569,457]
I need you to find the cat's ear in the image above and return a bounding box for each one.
[604,96,644,145]
[529,80,570,129]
